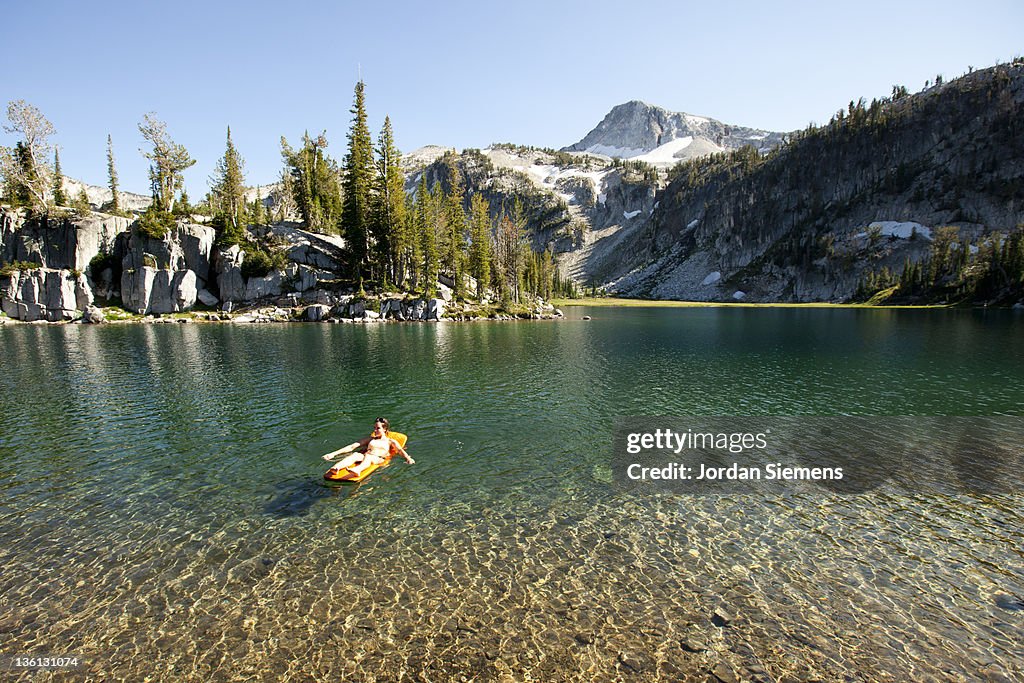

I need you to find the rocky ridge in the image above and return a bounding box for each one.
[564,100,786,164]
[602,62,1024,302]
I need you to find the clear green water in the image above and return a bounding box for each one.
[1,308,1023,680]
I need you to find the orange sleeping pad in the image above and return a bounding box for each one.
[323,432,408,482]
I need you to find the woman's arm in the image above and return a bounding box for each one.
[322,437,370,461]
[391,439,415,464]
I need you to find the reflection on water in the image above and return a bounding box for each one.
[0,308,1023,680]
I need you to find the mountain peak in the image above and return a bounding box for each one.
[563,101,785,165]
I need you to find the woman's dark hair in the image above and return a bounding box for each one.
[374,417,390,431]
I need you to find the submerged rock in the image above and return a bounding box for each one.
[995,594,1024,611]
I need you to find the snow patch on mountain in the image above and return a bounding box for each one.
[631,136,694,165]
[481,148,613,207]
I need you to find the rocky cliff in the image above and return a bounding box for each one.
[564,100,786,164]
[411,146,658,281]
[597,62,1024,302]
[0,209,519,322]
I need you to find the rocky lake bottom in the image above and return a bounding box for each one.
[1,307,1022,680]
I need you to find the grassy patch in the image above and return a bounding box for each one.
[101,306,143,321]
[0,261,43,277]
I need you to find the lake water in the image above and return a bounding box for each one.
[1,307,1023,680]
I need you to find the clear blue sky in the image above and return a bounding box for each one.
[2,0,1021,195]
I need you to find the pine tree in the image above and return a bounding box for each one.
[281,132,342,232]
[418,176,438,298]
[509,198,528,303]
[250,185,267,226]
[174,189,193,218]
[440,155,466,298]
[52,148,66,205]
[106,134,120,215]
[210,126,246,245]
[373,116,406,288]
[138,113,195,213]
[405,194,420,290]
[342,80,375,289]
[72,187,90,216]
[468,193,491,299]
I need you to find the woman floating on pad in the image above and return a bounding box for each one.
[322,417,414,480]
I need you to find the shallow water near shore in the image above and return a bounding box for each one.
[1,307,1023,680]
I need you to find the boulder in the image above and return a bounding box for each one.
[426,298,447,320]
[121,267,156,313]
[173,224,216,282]
[305,304,331,322]
[256,223,344,270]
[82,305,106,324]
[244,271,282,300]
[171,270,198,311]
[404,299,427,320]
[379,298,405,320]
[120,267,198,314]
[437,281,453,302]
[348,300,366,318]
[215,245,246,303]
[197,288,219,307]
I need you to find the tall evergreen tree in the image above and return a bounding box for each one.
[280,132,341,232]
[495,197,528,304]
[418,176,439,297]
[373,115,407,288]
[106,134,120,215]
[139,113,195,213]
[52,148,66,205]
[441,155,466,298]
[342,80,375,288]
[468,193,491,299]
[405,194,420,290]
[210,126,246,245]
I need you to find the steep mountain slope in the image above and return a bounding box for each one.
[409,146,658,280]
[601,62,1024,302]
[564,100,786,165]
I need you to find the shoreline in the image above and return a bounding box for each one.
[552,296,956,310]
[0,305,565,326]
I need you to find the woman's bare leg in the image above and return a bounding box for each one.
[332,453,364,471]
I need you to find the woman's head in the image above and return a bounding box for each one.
[373,417,389,433]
